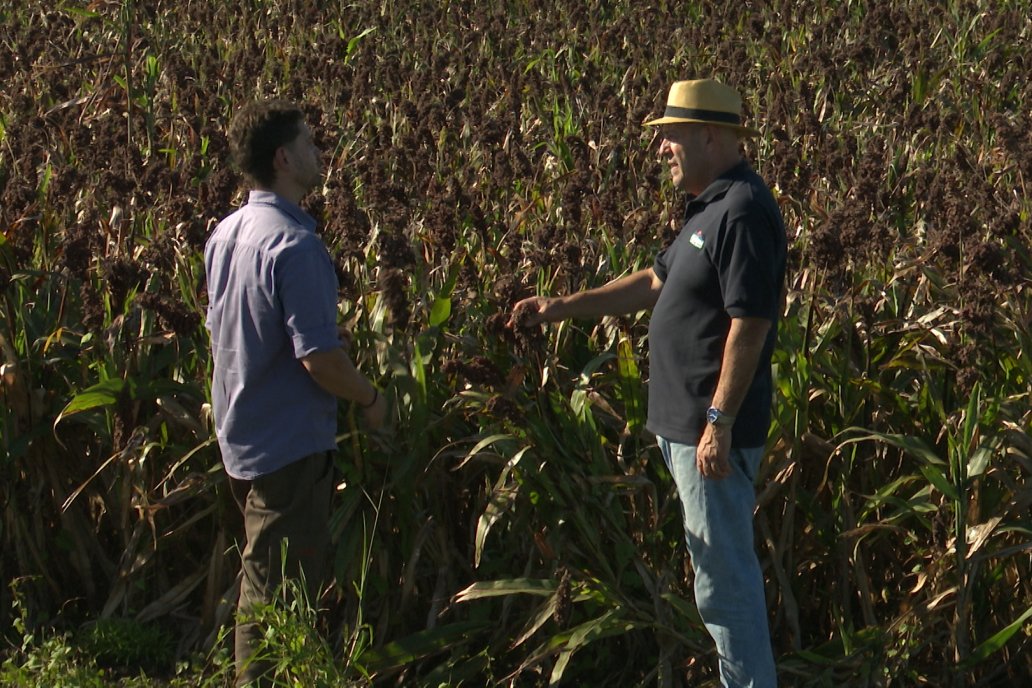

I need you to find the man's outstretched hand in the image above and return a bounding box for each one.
[508,296,552,329]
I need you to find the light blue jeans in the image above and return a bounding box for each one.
[658,437,777,688]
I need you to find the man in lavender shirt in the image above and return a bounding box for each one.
[205,99,386,686]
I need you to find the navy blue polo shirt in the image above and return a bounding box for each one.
[646,161,786,448]
[205,190,342,479]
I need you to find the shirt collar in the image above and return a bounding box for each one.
[683,159,751,216]
[246,189,317,232]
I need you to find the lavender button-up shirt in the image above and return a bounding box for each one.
[204,190,341,479]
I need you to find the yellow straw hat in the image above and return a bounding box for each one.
[644,79,760,137]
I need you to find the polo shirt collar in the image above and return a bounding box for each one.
[683,159,751,215]
[247,189,317,232]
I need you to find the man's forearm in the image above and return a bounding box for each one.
[301,348,377,405]
[710,317,771,417]
[548,268,662,320]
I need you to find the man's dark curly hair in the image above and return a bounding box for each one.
[227,100,304,188]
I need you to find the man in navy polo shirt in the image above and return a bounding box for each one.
[205,99,386,686]
[510,79,785,687]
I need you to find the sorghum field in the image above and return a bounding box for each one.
[1,0,1030,686]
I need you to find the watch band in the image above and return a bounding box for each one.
[360,387,379,409]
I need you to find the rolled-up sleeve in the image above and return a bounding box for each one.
[275,240,341,358]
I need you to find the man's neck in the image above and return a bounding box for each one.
[688,154,742,196]
[258,182,304,206]
[712,152,743,179]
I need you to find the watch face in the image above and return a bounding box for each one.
[707,407,732,426]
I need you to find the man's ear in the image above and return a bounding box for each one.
[272,145,290,174]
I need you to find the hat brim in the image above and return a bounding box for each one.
[643,115,761,138]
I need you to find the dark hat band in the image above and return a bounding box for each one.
[663,105,741,125]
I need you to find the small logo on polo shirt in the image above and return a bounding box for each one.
[689,230,704,249]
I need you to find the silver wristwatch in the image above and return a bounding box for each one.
[706,406,735,427]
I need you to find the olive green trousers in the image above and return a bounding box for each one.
[229,452,334,687]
